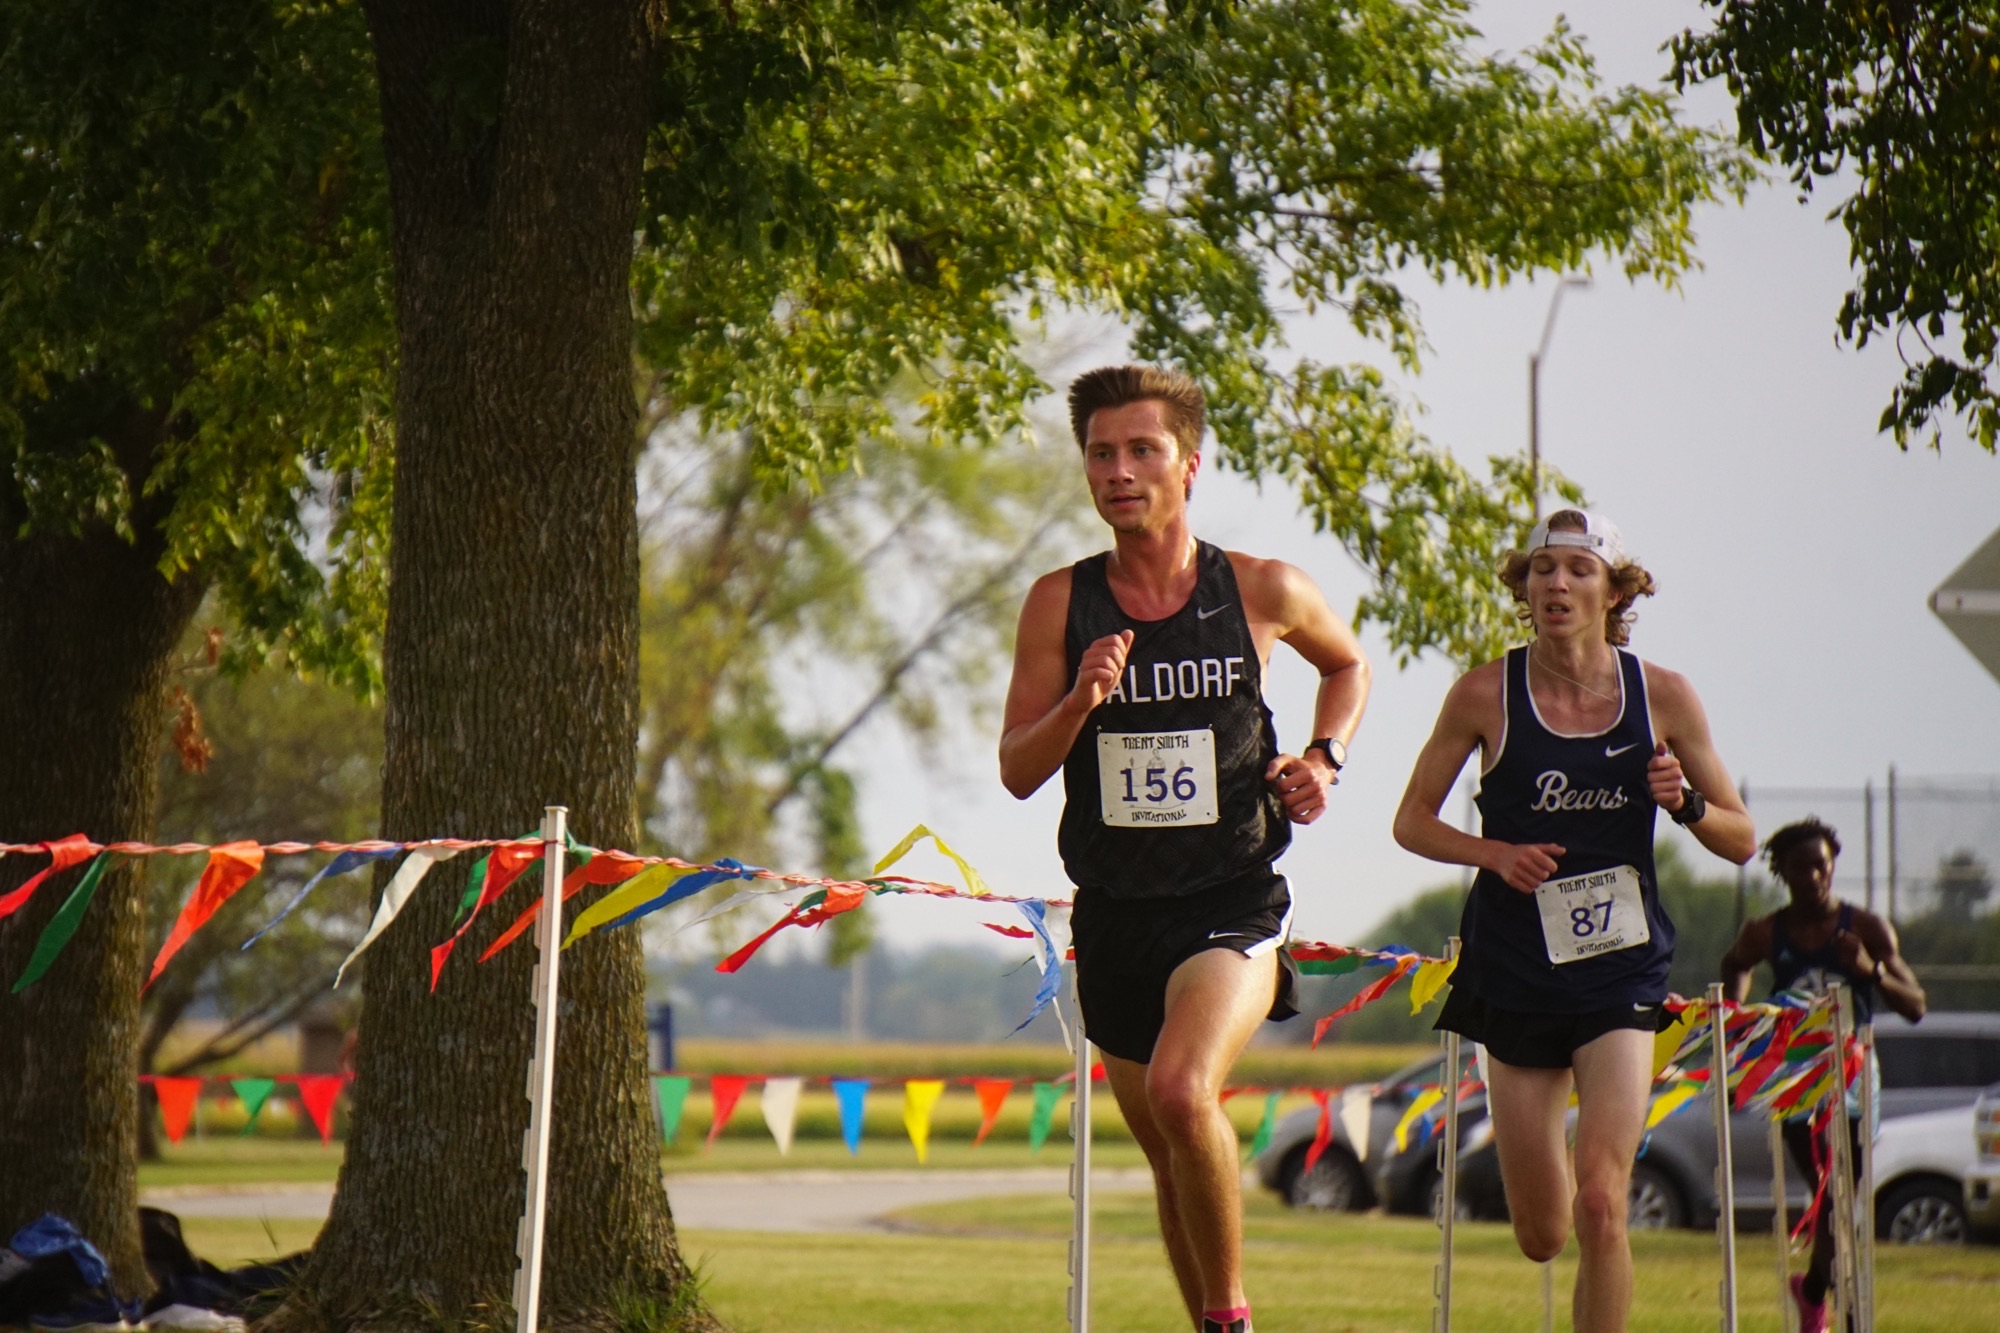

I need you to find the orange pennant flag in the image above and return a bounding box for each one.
[430,839,544,990]
[479,851,647,963]
[293,1075,343,1144]
[146,842,265,989]
[972,1078,1013,1147]
[151,1076,202,1144]
[0,834,101,920]
[706,1075,750,1150]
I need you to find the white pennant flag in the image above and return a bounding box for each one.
[334,845,462,988]
[761,1077,804,1155]
[1339,1087,1375,1163]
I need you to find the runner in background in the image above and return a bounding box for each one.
[1000,365,1369,1333]
[1393,510,1753,1333]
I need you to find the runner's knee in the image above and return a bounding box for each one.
[1513,1213,1569,1264]
[1144,1063,1216,1139]
[1572,1178,1627,1247]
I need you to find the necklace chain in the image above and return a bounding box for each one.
[1529,645,1620,704]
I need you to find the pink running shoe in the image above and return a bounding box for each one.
[1789,1274,1829,1333]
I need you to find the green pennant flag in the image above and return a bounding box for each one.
[231,1078,278,1133]
[1027,1081,1063,1152]
[12,855,111,992]
[1295,955,1365,977]
[453,853,492,924]
[654,1075,692,1146]
[1246,1089,1283,1160]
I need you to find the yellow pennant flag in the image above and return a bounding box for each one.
[563,863,690,947]
[903,1079,948,1164]
[1392,1087,1445,1154]
[1652,1003,1697,1078]
[872,825,991,897]
[1407,957,1456,1014]
[1645,1083,1703,1130]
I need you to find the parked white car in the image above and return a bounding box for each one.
[1872,1100,1979,1243]
[1964,1084,2000,1233]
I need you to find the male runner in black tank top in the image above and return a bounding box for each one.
[1721,818,1925,1333]
[1001,365,1369,1333]
[1394,510,1755,1333]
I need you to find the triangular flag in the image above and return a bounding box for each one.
[146,842,266,989]
[484,851,649,961]
[231,1078,278,1133]
[293,1075,342,1143]
[1303,1089,1335,1173]
[153,1076,202,1144]
[1338,1087,1374,1163]
[833,1080,870,1156]
[1393,1087,1445,1154]
[563,863,691,946]
[603,859,759,934]
[1407,956,1455,1014]
[653,1076,691,1146]
[761,1077,804,1156]
[1645,1083,1703,1130]
[0,834,100,920]
[706,1075,750,1150]
[1246,1089,1283,1159]
[1311,956,1418,1046]
[429,839,545,990]
[871,825,990,896]
[1027,1082,1063,1151]
[334,845,462,988]
[243,847,400,950]
[903,1079,947,1164]
[12,855,111,992]
[1653,1003,1694,1078]
[971,1079,1013,1148]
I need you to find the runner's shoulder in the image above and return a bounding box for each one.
[1437,658,1506,731]
[1222,549,1321,619]
[1020,565,1076,619]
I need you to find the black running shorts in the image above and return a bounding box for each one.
[1435,987,1666,1070]
[1071,868,1300,1064]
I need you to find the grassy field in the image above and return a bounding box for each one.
[173,1193,2000,1332]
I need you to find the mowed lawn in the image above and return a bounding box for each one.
[175,1188,2000,1332]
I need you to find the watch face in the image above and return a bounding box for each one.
[1320,738,1346,768]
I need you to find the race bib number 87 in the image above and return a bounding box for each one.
[1097,728,1219,828]
[1534,864,1649,965]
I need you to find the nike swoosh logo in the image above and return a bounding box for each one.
[1197,604,1231,620]
[1207,928,1243,940]
[1605,743,1639,757]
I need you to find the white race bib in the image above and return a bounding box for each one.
[1096,728,1219,828]
[1534,864,1649,965]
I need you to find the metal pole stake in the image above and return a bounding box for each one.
[513,806,567,1333]
[1067,965,1092,1333]
[1433,938,1462,1333]
[1707,982,1739,1333]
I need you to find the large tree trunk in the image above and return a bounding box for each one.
[0,401,206,1298]
[291,2,709,1326]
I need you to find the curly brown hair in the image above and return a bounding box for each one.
[1497,510,1657,646]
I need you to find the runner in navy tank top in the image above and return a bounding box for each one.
[1394,510,1754,1333]
[1002,366,1369,1333]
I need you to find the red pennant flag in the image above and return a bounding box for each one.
[1302,1089,1335,1172]
[982,923,1034,939]
[1312,956,1418,1047]
[152,1076,202,1144]
[1731,1009,1801,1110]
[706,1074,750,1150]
[292,1075,343,1144]
[146,843,265,990]
[716,886,872,974]
[0,834,100,920]
[479,851,647,963]
[972,1079,1014,1147]
[430,840,544,989]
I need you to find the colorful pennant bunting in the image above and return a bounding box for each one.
[0,835,99,921]
[872,825,990,896]
[150,1076,202,1144]
[903,1080,946,1164]
[761,1077,803,1156]
[833,1079,870,1156]
[12,855,111,992]
[1028,1082,1063,1151]
[231,1077,278,1133]
[335,845,463,988]
[707,1075,750,1150]
[972,1079,1013,1148]
[653,1075,691,1146]
[147,844,267,990]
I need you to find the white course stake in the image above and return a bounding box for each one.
[1068,966,1092,1333]
[1706,983,1739,1333]
[1769,1115,1795,1333]
[1857,1017,1878,1332]
[512,805,567,1333]
[1433,938,1462,1333]
[1826,989,1861,1332]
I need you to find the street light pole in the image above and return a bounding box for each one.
[1528,276,1591,521]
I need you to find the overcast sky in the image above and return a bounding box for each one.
[769,1,2000,958]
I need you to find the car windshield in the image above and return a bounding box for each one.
[1877,1033,2000,1089]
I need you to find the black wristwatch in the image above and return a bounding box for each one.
[1306,737,1347,771]
[1668,787,1707,825]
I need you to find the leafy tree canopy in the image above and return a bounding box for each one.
[1673,0,2000,452]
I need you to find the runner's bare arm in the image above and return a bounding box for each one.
[1718,918,1770,1003]
[1840,911,1928,1022]
[998,570,1131,799]
[1236,556,1371,824]
[1393,667,1566,891]
[1642,666,1756,864]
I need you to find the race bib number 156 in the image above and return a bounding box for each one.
[1535,864,1649,965]
[1097,729,1219,828]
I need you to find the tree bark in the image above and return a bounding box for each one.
[0,402,206,1299]
[291,2,711,1326]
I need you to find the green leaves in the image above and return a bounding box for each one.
[1674,0,2000,453]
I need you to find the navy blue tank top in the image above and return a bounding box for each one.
[1769,902,1875,1022]
[1454,646,1675,1011]
[1058,541,1288,899]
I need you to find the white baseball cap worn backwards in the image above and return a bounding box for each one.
[1525,510,1628,568]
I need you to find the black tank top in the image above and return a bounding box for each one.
[1058,541,1288,899]
[1769,902,1875,1022]
[1454,646,1676,1011]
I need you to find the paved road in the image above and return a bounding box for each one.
[142,1167,1161,1234]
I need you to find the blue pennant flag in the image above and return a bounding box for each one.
[832,1079,870,1155]
[602,857,761,932]
[1011,899,1064,1035]
[242,846,401,950]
